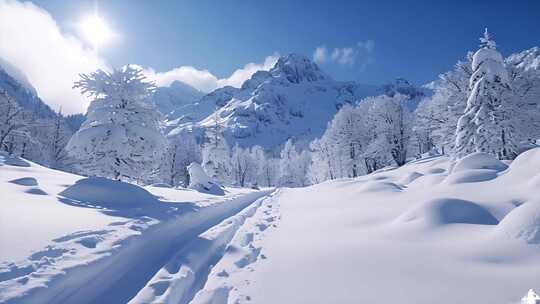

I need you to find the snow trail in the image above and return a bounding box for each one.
[129,190,279,304]
[2,190,273,304]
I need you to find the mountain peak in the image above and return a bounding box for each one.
[269,53,329,84]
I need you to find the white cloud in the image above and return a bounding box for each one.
[217,54,278,88]
[313,40,375,69]
[0,0,278,114]
[313,46,328,64]
[0,0,108,114]
[140,66,219,93]
[331,47,355,65]
[142,54,279,93]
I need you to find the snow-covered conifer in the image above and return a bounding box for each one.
[455,29,517,159]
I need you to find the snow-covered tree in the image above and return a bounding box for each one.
[67,65,166,182]
[46,109,71,169]
[0,90,26,152]
[367,94,413,166]
[308,104,369,181]
[279,139,310,187]
[202,112,232,184]
[414,55,472,155]
[455,29,518,159]
[505,48,540,145]
[162,132,201,187]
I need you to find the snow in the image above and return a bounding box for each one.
[2,147,540,303]
[452,152,508,172]
[192,149,540,304]
[167,54,381,150]
[0,155,271,303]
[188,162,225,195]
[59,177,159,208]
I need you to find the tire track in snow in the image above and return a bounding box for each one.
[5,190,273,304]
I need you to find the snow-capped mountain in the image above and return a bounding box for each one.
[167,54,382,150]
[0,60,56,119]
[380,77,431,110]
[153,80,204,117]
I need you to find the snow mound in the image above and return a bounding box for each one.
[188,163,225,196]
[452,152,508,173]
[9,177,38,186]
[59,177,158,208]
[361,181,402,192]
[497,201,540,244]
[444,169,498,184]
[399,172,424,185]
[398,198,498,226]
[0,152,30,167]
[507,147,540,179]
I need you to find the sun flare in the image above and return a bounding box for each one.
[80,15,113,48]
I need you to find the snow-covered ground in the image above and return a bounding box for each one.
[2,149,540,303]
[191,150,540,304]
[0,153,272,303]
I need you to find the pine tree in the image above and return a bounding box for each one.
[67,65,166,182]
[455,29,517,159]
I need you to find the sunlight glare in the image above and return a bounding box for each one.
[80,15,113,48]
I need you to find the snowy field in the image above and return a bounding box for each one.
[0,153,272,303]
[1,149,540,303]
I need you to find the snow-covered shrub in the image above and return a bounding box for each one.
[187,162,224,195]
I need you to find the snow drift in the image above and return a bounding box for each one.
[188,163,225,196]
[59,177,159,208]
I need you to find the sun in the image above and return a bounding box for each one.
[80,15,113,49]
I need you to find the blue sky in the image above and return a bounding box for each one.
[33,0,540,85]
[1,0,539,113]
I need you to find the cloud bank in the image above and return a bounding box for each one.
[0,0,279,114]
[0,0,108,114]
[141,54,279,93]
[313,40,375,69]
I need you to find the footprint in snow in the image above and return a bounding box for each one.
[29,246,67,261]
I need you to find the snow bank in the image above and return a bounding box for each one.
[507,147,540,180]
[188,163,225,195]
[397,198,498,226]
[497,200,540,244]
[452,152,508,173]
[444,169,498,184]
[59,177,158,208]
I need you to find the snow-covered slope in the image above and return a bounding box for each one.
[167,54,381,149]
[2,149,540,303]
[0,152,272,303]
[190,150,540,304]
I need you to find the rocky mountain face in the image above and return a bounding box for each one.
[166,54,384,150]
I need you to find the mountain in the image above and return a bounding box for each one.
[166,54,382,150]
[380,77,431,110]
[153,80,204,117]
[0,60,56,119]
